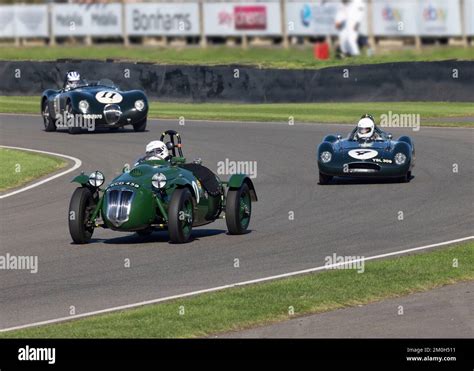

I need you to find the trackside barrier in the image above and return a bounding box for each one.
[1,60,473,102]
[0,0,473,46]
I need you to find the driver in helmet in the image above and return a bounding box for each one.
[355,114,379,141]
[134,140,173,166]
[64,71,81,91]
[144,140,170,161]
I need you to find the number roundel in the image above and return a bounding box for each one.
[95,91,123,104]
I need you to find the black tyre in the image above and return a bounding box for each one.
[168,188,194,243]
[319,172,333,185]
[398,171,411,183]
[69,187,96,244]
[66,102,81,134]
[133,118,147,132]
[42,100,56,132]
[226,183,252,235]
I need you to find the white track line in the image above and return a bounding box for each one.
[0,146,82,199]
[1,235,472,333]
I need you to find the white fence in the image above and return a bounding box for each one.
[0,0,473,39]
[0,5,49,38]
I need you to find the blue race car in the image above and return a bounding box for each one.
[317,114,415,184]
[41,71,148,134]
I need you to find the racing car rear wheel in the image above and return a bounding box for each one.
[168,188,194,243]
[42,101,56,132]
[226,183,252,235]
[69,187,96,244]
[319,172,333,185]
[133,118,147,132]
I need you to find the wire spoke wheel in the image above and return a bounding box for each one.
[168,188,194,243]
[226,183,252,235]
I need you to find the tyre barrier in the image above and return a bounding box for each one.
[0,60,472,102]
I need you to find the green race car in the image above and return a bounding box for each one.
[68,130,257,244]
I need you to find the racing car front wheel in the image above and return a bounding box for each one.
[226,183,252,235]
[168,188,194,243]
[398,171,412,183]
[66,102,82,134]
[42,101,56,132]
[319,172,333,185]
[133,118,147,132]
[69,187,96,244]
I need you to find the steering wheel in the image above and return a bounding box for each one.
[160,130,183,158]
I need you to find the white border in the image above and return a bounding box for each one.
[1,235,472,333]
[0,146,82,199]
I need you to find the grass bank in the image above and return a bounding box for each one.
[0,148,67,192]
[1,45,472,69]
[1,240,472,338]
[1,97,473,127]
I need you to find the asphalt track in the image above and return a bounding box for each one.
[0,114,473,330]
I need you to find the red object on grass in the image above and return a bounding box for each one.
[314,42,329,60]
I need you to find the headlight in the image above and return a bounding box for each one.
[88,171,104,187]
[134,99,145,111]
[79,100,89,113]
[152,173,166,189]
[320,151,332,163]
[394,153,407,165]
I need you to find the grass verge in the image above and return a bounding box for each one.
[1,241,472,338]
[1,97,473,127]
[1,45,473,69]
[0,148,67,192]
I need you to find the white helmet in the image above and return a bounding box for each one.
[65,71,81,89]
[145,140,169,160]
[357,117,375,139]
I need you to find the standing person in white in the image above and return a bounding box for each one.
[335,0,365,57]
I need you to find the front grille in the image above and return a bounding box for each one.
[106,189,134,227]
[348,163,381,173]
[103,104,122,125]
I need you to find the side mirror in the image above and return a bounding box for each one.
[122,165,130,173]
[387,133,393,140]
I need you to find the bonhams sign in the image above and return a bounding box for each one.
[53,4,122,36]
[125,3,199,36]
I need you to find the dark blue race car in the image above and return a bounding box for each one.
[41,72,148,134]
[317,116,415,184]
